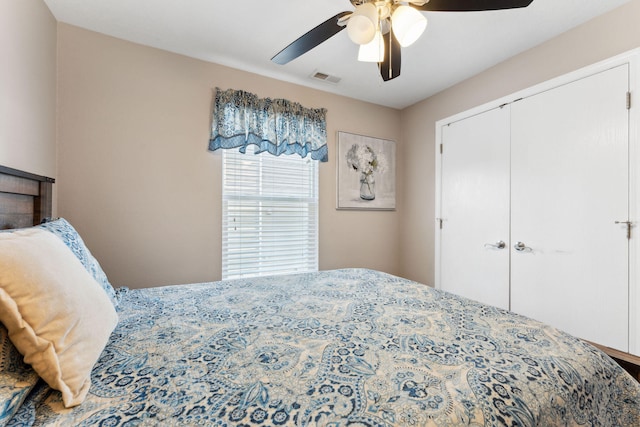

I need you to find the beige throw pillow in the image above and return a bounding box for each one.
[0,228,118,407]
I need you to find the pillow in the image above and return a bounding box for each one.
[0,228,118,408]
[37,218,118,307]
[0,325,39,427]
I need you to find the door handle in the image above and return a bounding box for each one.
[514,241,532,252]
[484,241,506,249]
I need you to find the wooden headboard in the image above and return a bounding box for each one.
[0,165,55,230]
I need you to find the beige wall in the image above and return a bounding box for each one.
[57,24,403,288]
[0,0,57,180]
[400,0,640,285]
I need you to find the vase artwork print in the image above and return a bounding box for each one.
[337,132,396,210]
[346,144,384,200]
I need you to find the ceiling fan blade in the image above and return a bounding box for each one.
[379,28,401,82]
[271,11,352,65]
[415,0,533,12]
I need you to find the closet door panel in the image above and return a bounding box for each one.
[510,65,629,351]
[440,107,511,309]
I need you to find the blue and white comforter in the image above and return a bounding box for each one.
[9,269,640,426]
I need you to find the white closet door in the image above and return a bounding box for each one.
[440,107,511,309]
[510,64,629,351]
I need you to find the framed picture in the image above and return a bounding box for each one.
[337,131,396,210]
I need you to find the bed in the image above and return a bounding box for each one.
[1,166,639,427]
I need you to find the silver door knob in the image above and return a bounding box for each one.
[514,241,532,252]
[484,241,506,249]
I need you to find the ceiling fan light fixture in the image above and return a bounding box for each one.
[357,29,384,62]
[346,3,378,45]
[391,5,427,47]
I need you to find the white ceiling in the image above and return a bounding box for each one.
[44,0,630,109]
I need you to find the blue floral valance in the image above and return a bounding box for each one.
[209,88,328,162]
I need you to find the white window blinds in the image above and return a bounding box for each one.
[222,145,319,279]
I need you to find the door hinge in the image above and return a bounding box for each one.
[436,218,443,229]
[627,92,631,110]
[440,144,443,154]
[615,220,632,239]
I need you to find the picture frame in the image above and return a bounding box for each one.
[337,131,396,210]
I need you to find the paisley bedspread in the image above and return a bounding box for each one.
[9,269,640,426]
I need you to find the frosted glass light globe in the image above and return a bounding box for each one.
[347,3,378,45]
[391,5,427,47]
[358,30,385,62]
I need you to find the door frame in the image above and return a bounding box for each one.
[435,48,640,355]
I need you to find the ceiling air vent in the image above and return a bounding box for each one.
[310,70,341,84]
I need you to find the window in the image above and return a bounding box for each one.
[222,145,318,279]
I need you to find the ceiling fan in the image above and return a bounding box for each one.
[271,0,534,81]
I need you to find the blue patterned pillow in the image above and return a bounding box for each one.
[0,325,39,427]
[37,218,118,307]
